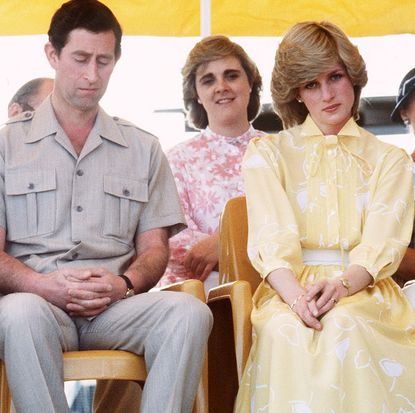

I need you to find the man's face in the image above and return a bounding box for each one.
[46,28,117,113]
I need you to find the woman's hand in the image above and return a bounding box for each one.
[183,233,219,281]
[290,293,323,330]
[305,279,348,318]
[267,268,323,330]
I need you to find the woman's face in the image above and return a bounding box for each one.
[195,55,251,134]
[298,62,355,135]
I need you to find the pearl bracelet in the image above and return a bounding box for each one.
[290,293,304,310]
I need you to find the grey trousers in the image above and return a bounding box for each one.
[0,291,212,413]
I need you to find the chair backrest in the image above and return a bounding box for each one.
[219,196,261,292]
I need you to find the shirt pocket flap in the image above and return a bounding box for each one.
[6,170,56,195]
[103,175,148,202]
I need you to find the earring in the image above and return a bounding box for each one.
[297,97,302,103]
[404,118,410,126]
[197,98,202,104]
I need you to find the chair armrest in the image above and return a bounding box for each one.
[159,279,206,302]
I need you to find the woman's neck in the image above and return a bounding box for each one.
[207,120,251,138]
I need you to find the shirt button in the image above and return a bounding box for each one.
[27,182,35,190]
[123,189,130,197]
[76,169,84,176]
[72,252,79,260]
[76,205,83,212]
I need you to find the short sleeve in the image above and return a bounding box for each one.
[137,141,186,237]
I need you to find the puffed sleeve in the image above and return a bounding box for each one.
[242,136,304,279]
[349,147,414,282]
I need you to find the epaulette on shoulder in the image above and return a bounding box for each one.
[112,116,136,127]
[6,111,34,125]
[112,116,158,139]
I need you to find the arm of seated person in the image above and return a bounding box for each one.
[267,268,322,330]
[124,227,170,293]
[0,227,112,316]
[183,232,219,282]
[54,228,170,317]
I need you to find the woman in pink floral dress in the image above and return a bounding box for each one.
[158,35,265,292]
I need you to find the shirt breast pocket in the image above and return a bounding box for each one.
[103,175,148,243]
[5,170,56,240]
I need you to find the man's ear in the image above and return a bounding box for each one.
[44,42,59,69]
[8,102,23,118]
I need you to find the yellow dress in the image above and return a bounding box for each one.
[235,116,415,413]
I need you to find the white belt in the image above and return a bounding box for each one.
[302,249,349,266]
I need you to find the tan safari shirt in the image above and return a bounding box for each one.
[0,98,186,275]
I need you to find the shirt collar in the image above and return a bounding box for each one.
[300,115,372,177]
[299,115,361,139]
[204,125,257,144]
[25,97,128,148]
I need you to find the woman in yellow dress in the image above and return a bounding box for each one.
[235,21,415,412]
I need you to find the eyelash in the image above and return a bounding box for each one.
[200,72,239,86]
[226,73,239,80]
[304,73,344,89]
[74,58,109,67]
[305,82,317,89]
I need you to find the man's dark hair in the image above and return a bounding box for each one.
[48,0,122,60]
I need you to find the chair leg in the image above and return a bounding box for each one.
[192,354,208,413]
[0,361,11,413]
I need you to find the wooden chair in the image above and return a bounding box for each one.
[0,279,208,413]
[208,196,261,412]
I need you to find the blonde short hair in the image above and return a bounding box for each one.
[271,21,368,128]
[182,35,262,129]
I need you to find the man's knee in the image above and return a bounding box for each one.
[0,293,52,329]
[164,292,213,337]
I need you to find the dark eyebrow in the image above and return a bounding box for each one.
[329,68,345,75]
[224,69,241,75]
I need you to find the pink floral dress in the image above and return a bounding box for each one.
[158,126,265,286]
